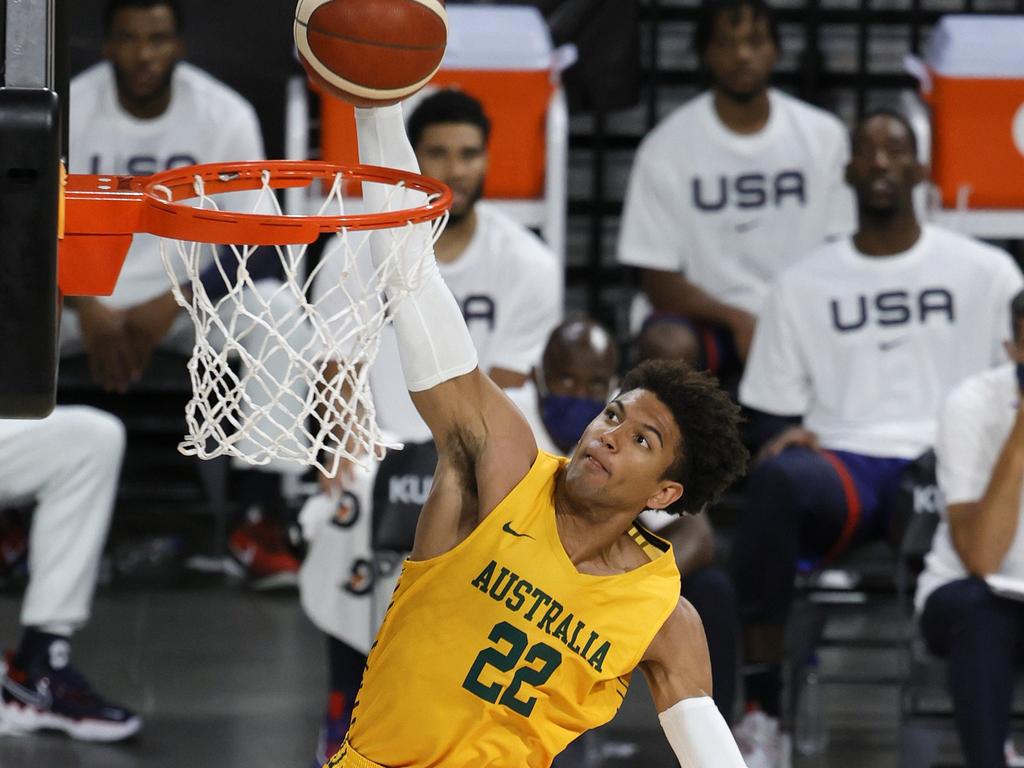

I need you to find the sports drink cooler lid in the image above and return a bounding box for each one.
[926,15,1024,78]
[441,6,554,71]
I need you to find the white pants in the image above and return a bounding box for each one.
[60,279,315,474]
[0,407,125,632]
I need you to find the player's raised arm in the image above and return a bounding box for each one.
[641,599,748,767]
[355,104,537,530]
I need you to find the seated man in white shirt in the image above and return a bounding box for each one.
[64,0,311,581]
[617,0,853,379]
[915,290,1024,768]
[733,110,1024,761]
[508,319,739,733]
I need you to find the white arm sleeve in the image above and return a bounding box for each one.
[354,105,478,392]
[659,696,747,768]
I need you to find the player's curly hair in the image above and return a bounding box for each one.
[619,360,747,516]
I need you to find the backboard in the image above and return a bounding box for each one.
[0,0,68,417]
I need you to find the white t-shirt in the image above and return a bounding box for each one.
[316,203,563,443]
[618,89,855,317]
[69,61,265,307]
[915,365,1024,612]
[740,226,1024,458]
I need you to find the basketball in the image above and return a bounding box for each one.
[294,0,448,107]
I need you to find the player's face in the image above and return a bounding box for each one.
[414,123,488,223]
[702,7,777,101]
[104,5,183,104]
[564,389,684,513]
[847,115,924,215]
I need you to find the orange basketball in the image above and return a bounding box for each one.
[294,0,448,107]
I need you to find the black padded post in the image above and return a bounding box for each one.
[0,87,60,417]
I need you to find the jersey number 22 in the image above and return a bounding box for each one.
[462,621,562,717]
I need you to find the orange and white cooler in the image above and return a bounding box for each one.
[292,5,571,257]
[923,15,1024,209]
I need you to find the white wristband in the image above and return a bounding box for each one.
[658,696,747,768]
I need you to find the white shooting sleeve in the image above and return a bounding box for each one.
[355,104,478,392]
[659,696,748,768]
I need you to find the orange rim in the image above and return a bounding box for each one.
[58,160,452,295]
[141,160,452,242]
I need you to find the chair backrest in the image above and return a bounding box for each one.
[371,440,438,553]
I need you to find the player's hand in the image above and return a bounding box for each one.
[75,298,139,392]
[727,309,757,362]
[757,426,820,462]
[124,291,182,376]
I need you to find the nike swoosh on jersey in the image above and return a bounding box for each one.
[878,337,909,351]
[735,220,761,233]
[501,522,534,540]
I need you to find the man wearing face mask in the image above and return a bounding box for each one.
[507,319,739,735]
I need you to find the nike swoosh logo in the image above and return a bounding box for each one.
[502,522,534,540]
[735,220,760,233]
[878,337,909,351]
[2,676,53,711]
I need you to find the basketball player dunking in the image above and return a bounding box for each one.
[323,105,749,768]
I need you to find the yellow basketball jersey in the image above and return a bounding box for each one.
[340,451,681,768]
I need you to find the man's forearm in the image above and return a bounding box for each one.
[641,269,747,330]
[956,408,1024,574]
[62,295,97,312]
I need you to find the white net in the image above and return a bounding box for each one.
[156,169,446,477]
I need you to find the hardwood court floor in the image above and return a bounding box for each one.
[0,584,899,768]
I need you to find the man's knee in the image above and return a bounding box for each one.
[740,452,810,526]
[928,577,1003,622]
[57,407,126,470]
[923,577,1017,654]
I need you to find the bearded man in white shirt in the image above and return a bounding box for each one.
[734,110,1024,765]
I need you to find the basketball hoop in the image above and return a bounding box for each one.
[59,161,452,475]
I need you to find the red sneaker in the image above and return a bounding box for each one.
[228,518,300,588]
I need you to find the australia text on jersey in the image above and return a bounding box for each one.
[471,559,612,673]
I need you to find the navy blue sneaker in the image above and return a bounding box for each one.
[1,648,142,742]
